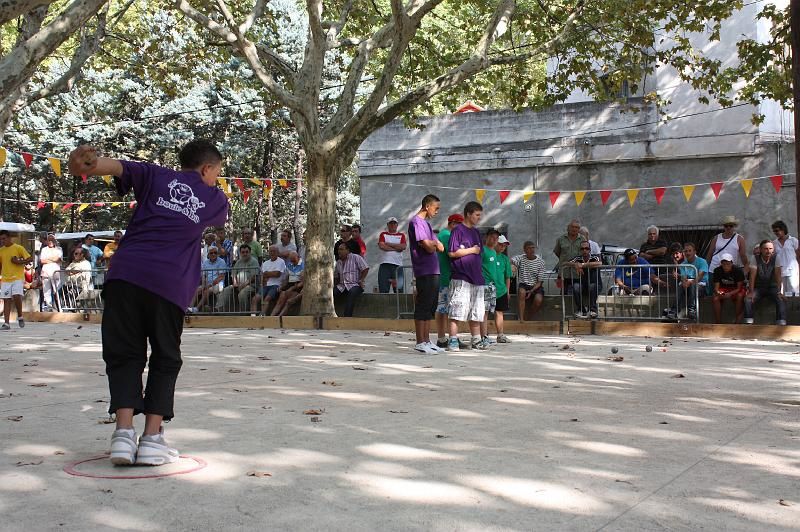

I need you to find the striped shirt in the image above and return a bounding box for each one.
[511,254,545,286]
[335,253,368,291]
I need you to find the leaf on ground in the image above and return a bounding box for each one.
[303,409,323,415]
[384,332,391,336]
[16,460,43,466]
[97,418,115,424]
[233,389,247,393]
[352,366,367,370]
[23,362,38,367]
[607,356,624,362]
[422,365,433,369]
[228,369,242,373]
[560,345,572,350]
[435,434,449,438]
[389,410,409,414]
[322,381,342,386]
[29,383,48,387]
[570,418,579,422]
[779,499,791,506]
[310,416,322,423]
[258,356,271,360]
[6,415,23,421]
[54,451,65,455]
[246,471,272,478]
[671,373,686,378]
[659,421,669,424]
[362,359,375,362]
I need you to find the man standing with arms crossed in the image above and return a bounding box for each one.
[408,194,445,354]
[447,201,486,351]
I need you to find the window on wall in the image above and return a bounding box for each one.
[658,225,720,257]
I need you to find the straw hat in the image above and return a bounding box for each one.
[720,215,739,226]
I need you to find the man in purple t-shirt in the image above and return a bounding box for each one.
[447,201,485,351]
[68,140,229,467]
[408,194,445,354]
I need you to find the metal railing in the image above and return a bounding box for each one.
[54,267,105,313]
[190,266,263,315]
[560,263,700,322]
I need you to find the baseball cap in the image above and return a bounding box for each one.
[447,213,464,223]
[623,248,637,257]
[387,217,398,223]
[497,235,510,244]
[720,252,734,262]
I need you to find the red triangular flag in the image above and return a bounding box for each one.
[770,175,783,194]
[81,174,87,183]
[36,201,46,210]
[129,201,136,209]
[94,202,105,207]
[233,178,246,193]
[549,191,560,207]
[653,187,666,205]
[243,190,251,203]
[499,191,510,204]
[264,179,272,188]
[21,152,33,168]
[600,190,612,206]
[710,182,723,199]
[62,202,75,211]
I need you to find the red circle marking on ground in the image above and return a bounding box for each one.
[63,455,207,480]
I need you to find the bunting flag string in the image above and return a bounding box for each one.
[682,185,695,202]
[770,175,783,193]
[549,191,560,207]
[523,191,535,203]
[600,190,612,206]
[710,182,723,199]
[498,190,510,204]
[475,189,486,202]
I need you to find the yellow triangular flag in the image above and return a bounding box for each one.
[48,157,61,176]
[278,178,288,188]
[217,179,231,194]
[0,147,6,166]
[740,179,753,198]
[111,202,121,207]
[263,186,271,199]
[102,175,112,185]
[682,185,695,202]
[475,189,486,202]
[52,202,59,210]
[523,191,535,203]
[249,177,261,186]
[574,191,586,206]
[78,203,89,212]
[626,189,639,207]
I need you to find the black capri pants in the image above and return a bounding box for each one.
[414,274,440,320]
[102,280,184,421]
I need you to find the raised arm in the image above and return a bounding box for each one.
[68,146,123,177]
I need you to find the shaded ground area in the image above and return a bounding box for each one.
[1,324,800,531]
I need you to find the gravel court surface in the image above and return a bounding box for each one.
[1,323,799,531]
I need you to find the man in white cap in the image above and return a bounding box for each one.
[377,217,407,293]
[711,252,745,323]
[707,215,749,279]
[492,235,513,342]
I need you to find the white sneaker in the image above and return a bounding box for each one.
[414,342,437,354]
[425,342,445,353]
[109,428,138,466]
[135,429,179,466]
[17,318,24,328]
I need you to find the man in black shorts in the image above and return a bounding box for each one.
[408,195,445,354]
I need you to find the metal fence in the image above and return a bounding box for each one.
[559,263,700,322]
[190,266,263,315]
[51,267,105,313]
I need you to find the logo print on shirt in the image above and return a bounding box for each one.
[156,179,206,223]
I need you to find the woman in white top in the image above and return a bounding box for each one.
[39,233,63,310]
[707,216,749,273]
[63,247,93,304]
[772,220,800,296]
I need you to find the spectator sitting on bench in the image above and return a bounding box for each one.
[189,247,226,312]
[511,241,546,322]
[711,253,745,323]
[614,248,651,295]
[271,251,304,317]
[252,245,285,315]
[744,240,786,325]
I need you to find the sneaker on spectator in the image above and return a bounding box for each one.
[496,334,511,343]
[136,428,179,466]
[458,339,468,349]
[482,335,496,345]
[186,307,198,314]
[777,319,787,326]
[17,318,24,328]
[447,337,460,352]
[436,338,449,349]
[574,311,586,319]
[426,342,445,353]
[743,318,754,324]
[1,323,9,331]
[415,342,437,354]
[109,428,138,466]
[588,311,598,319]
[472,338,489,350]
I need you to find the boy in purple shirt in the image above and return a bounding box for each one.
[68,140,229,467]
[408,194,445,354]
[447,201,486,351]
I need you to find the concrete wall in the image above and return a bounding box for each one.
[356,101,795,292]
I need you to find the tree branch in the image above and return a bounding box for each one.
[0,0,55,26]
[239,0,268,35]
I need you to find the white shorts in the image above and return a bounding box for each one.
[448,279,485,322]
[436,286,450,314]
[0,280,24,298]
[783,273,800,297]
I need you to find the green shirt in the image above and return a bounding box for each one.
[437,229,452,287]
[232,256,261,287]
[481,246,498,286]
[495,253,512,298]
[245,240,263,261]
[555,234,586,273]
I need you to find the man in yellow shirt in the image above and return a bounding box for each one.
[103,230,123,267]
[0,230,33,330]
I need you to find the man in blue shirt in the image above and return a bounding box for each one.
[82,234,104,267]
[614,248,651,295]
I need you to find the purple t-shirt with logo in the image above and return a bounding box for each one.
[408,214,440,277]
[449,223,484,286]
[106,161,229,310]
